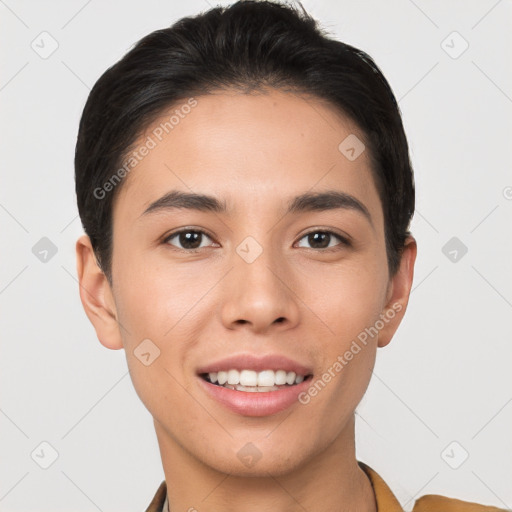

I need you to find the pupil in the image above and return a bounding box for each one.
[180,231,201,249]
[309,232,329,248]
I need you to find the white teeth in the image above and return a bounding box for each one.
[205,369,307,389]
[227,369,239,385]
[229,384,279,392]
[239,370,258,386]
[286,371,296,385]
[257,370,275,387]
[235,384,259,392]
[257,385,279,392]
[275,370,287,385]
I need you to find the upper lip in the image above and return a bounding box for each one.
[196,353,313,376]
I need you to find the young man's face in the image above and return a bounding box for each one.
[77,88,415,477]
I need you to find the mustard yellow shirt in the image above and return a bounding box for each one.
[144,461,507,511]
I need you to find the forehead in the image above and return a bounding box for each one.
[114,88,381,221]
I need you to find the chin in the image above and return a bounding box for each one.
[195,437,316,478]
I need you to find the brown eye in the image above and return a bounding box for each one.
[296,230,349,250]
[164,229,214,251]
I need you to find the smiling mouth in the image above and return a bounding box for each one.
[200,369,313,392]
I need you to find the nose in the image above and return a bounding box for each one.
[220,244,300,334]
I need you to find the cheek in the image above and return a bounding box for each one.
[301,257,389,342]
[111,251,219,409]
[295,258,387,410]
[112,247,211,343]
[112,264,206,422]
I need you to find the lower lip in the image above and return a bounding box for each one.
[197,376,312,417]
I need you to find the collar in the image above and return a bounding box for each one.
[358,461,404,511]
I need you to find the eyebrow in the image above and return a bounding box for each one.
[140,189,372,224]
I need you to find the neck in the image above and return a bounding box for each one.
[154,415,376,512]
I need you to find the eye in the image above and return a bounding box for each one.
[162,228,350,253]
[163,229,215,251]
[296,230,350,251]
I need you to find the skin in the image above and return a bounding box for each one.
[76,88,416,512]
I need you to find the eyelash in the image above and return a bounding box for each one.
[162,228,351,253]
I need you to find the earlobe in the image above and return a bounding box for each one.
[75,234,124,350]
[378,236,417,348]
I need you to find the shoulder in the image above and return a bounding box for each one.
[358,461,507,512]
[412,493,508,511]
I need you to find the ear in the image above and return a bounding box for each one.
[75,234,123,350]
[377,236,417,348]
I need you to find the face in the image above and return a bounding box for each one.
[78,88,415,477]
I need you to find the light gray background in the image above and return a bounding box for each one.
[1,1,511,511]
